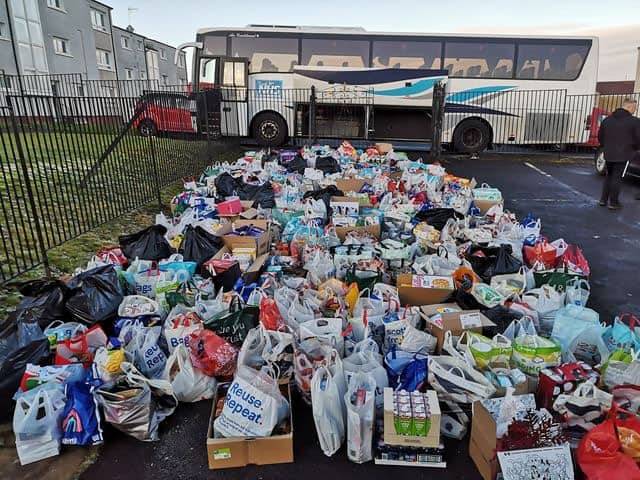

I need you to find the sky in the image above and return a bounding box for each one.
[107,0,640,82]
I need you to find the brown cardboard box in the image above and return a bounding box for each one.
[420,303,496,353]
[474,199,503,215]
[206,384,294,470]
[335,178,368,194]
[382,388,441,448]
[210,246,268,285]
[221,219,271,255]
[396,274,455,307]
[335,224,381,242]
[469,400,499,480]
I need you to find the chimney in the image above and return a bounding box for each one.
[126,25,135,33]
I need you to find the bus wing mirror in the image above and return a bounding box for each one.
[174,42,203,65]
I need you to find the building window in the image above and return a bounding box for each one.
[121,36,130,50]
[161,74,168,85]
[140,70,146,79]
[96,48,112,70]
[125,68,133,80]
[137,39,143,50]
[47,0,65,10]
[52,37,70,56]
[0,73,12,90]
[178,54,185,68]
[160,48,166,60]
[90,9,107,32]
[0,22,6,39]
[75,84,84,96]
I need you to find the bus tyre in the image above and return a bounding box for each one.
[138,119,157,137]
[594,148,606,176]
[453,119,491,154]
[253,112,286,147]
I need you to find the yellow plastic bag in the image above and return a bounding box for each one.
[345,282,359,314]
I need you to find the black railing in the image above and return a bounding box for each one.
[0,88,214,283]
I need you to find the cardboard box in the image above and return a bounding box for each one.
[470,400,499,480]
[221,219,271,255]
[396,274,455,307]
[335,178,368,194]
[206,383,294,470]
[211,246,268,285]
[474,199,503,215]
[330,196,360,216]
[420,303,496,353]
[383,389,441,448]
[334,223,381,242]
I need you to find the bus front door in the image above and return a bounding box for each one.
[220,58,248,137]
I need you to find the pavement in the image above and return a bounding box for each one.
[7,153,640,480]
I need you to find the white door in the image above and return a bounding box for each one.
[146,50,160,81]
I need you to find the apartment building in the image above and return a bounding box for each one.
[113,25,187,84]
[0,0,187,88]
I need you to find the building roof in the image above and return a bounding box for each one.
[113,25,178,51]
[596,81,635,95]
[87,0,113,10]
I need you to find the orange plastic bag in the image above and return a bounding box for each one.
[577,406,640,480]
[615,407,640,462]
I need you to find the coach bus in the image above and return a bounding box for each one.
[175,25,598,152]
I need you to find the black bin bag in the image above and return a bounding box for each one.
[484,244,522,280]
[7,279,68,330]
[0,323,50,421]
[413,208,463,231]
[66,264,124,325]
[119,224,173,261]
[180,225,224,267]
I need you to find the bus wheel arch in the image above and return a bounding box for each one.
[452,117,493,153]
[251,110,288,147]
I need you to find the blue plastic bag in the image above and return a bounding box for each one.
[61,381,103,446]
[384,348,428,390]
[602,314,640,353]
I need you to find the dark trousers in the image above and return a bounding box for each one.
[601,162,626,205]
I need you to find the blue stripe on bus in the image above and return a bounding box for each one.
[376,77,446,96]
[295,68,448,85]
[444,102,519,117]
[446,86,515,102]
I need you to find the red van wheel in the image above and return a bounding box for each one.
[138,120,157,137]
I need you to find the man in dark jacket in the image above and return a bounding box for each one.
[598,98,640,209]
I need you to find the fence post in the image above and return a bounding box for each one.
[309,86,316,143]
[148,136,163,210]
[430,81,445,161]
[7,96,50,276]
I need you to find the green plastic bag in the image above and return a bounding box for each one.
[345,266,382,292]
[203,296,258,347]
[533,268,587,292]
[512,335,561,375]
[467,332,513,370]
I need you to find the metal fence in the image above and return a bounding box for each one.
[0,87,213,283]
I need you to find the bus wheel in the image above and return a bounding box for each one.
[594,148,606,176]
[138,119,157,137]
[453,119,491,154]
[253,112,286,147]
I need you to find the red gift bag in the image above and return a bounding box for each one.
[560,244,590,276]
[536,362,598,410]
[577,406,640,480]
[523,238,557,268]
[188,329,237,378]
[54,325,107,367]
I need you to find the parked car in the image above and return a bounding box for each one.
[133,92,197,136]
[589,106,640,177]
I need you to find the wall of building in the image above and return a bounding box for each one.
[112,26,146,80]
[635,47,640,93]
[87,0,115,80]
[38,0,99,80]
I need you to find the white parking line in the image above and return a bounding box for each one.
[523,161,597,204]
[524,161,553,178]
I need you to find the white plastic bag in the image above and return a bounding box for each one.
[13,386,66,465]
[163,345,217,403]
[565,278,590,307]
[344,372,376,464]
[214,365,289,437]
[123,324,167,379]
[164,304,204,353]
[400,324,437,354]
[299,318,344,356]
[311,366,345,457]
[342,351,388,410]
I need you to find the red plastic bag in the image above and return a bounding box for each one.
[523,239,557,269]
[96,245,128,267]
[259,296,284,331]
[55,325,107,367]
[560,244,590,276]
[578,406,640,480]
[188,329,237,378]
